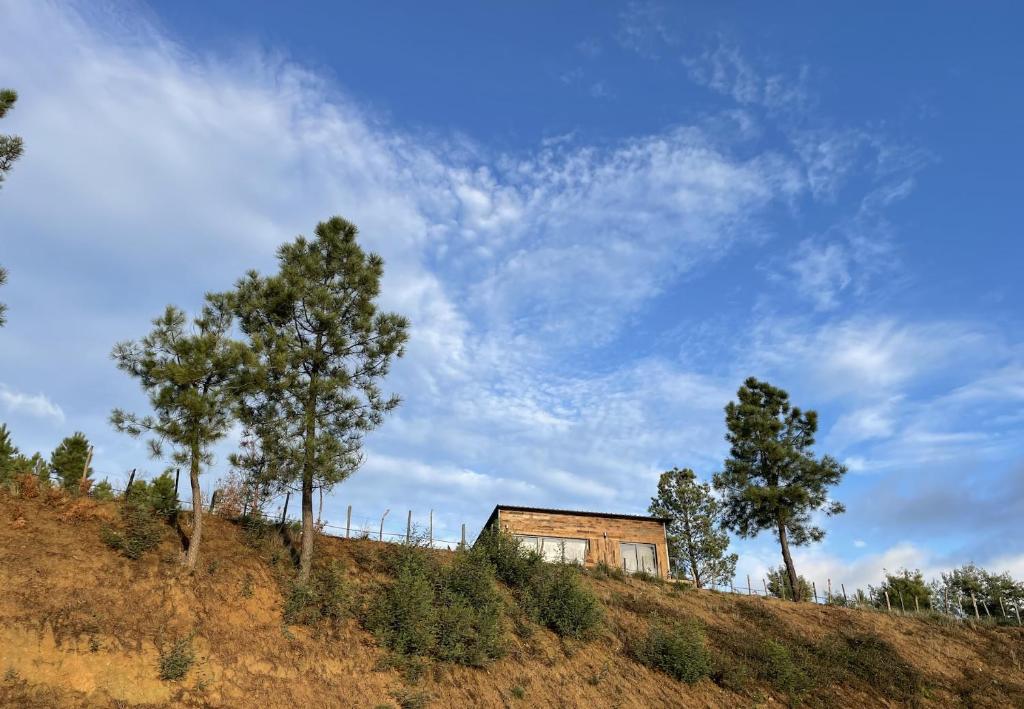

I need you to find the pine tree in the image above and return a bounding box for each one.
[0,423,20,482]
[0,88,23,327]
[231,216,409,583]
[713,377,846,601]
[0,265,7,328]
[765,566,813,601]
[649,467,737,588]
[870,568,932,611]
[111,301,250,570]
[0,89,23,187]
[50,432,93,492]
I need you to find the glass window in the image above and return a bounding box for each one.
[620,542,658,575]
[515,535,588,564]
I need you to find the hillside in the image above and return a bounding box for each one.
[1,491,1022,708]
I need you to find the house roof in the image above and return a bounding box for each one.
[482,504,670,533]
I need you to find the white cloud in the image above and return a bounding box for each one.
[685,42,809,113]
[0,384,65,423]
[788,239,852,310]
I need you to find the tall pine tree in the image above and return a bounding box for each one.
[0,88,23,327]
[111,301,249,570]
[50,432,93,492]
[231,216,409,583]
[0,423,19,482]
[649,467,737,588]
[713,377,846,601]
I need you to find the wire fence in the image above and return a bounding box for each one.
[62,469,1024,627]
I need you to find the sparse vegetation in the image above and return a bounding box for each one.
[100,501,164,559]
[158,636,195,681]
[284,560,348,626]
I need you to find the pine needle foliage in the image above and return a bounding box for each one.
[50,432,93,492]
[230,216,409,583]
[111,302,250,570]
[713,378,846,600]
[649,467,737,588]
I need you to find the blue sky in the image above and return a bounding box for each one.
[1,1,1022,591]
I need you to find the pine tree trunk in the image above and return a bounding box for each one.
[682,504,702,588]
[298,391,317,584]
[186,447,202,571]
[777,518,799,601]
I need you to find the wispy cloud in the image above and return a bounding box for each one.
[616,2,675,57]
[0,384,65,423]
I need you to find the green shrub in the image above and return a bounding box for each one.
[819,633,920,701]
[475,528,542,588]
[532,563,601,639]
[101,502,163,559]
[590,561,625,581]
[90,479,115,502]
[757,638,811,698]
[368,544,505,666]
[632,569,662,585]
[158,637,194,681]
[476,529,601,638]
[435,547,504,665]
[126,472,179,520]
[635,618,710,684]
[284,560,348,626]
[369,547,439,656]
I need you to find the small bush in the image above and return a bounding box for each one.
[632,570,663,585]
[158,637,194,681]
[368,544,505,666]
[590,561,625,581]
[284,560,348,626]
[101,502,163,559]
[476,529,601,639]
[127,472,179,520]
[757,638,811,699]
[369,547,439,656]
[820,633,921,701]
[635,619,711,684]
[90,479,115,502]
[532,563,602,639]
[435,548,504,665]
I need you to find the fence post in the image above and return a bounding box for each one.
[812,581,818,604]
[280,492,290,525]
[982,600,991,618]
[346,505,352,538]
[898,591,905,612]
[317,488,323,527]
[123,469,136,506]
[999,596,1007,619]
[209,490,218,514]
[379,509,390,541]
[429,510,433,547]
[971,592,980,619]
[174,468,180,502]
[841,583,848,605]
[79,446,94,495]
[914,595,920,613]
[763,578,769,597]
[1015,604,1021,626]
[747,574,752,596]
[943,588,949,615]
[406,510,412,543]
[827,578,832,604]
[884,591,892,612]
[461,523,466,548]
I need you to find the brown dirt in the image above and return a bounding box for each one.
[1,492,1022,708]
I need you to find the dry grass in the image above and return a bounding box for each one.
[1,492,1023,708]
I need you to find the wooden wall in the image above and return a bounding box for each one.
[496,508,670,579]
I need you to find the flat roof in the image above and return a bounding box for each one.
[482,504,670,532]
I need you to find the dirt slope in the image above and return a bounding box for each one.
[1,492,1022,708]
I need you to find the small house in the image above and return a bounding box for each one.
[481,504,670,579]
